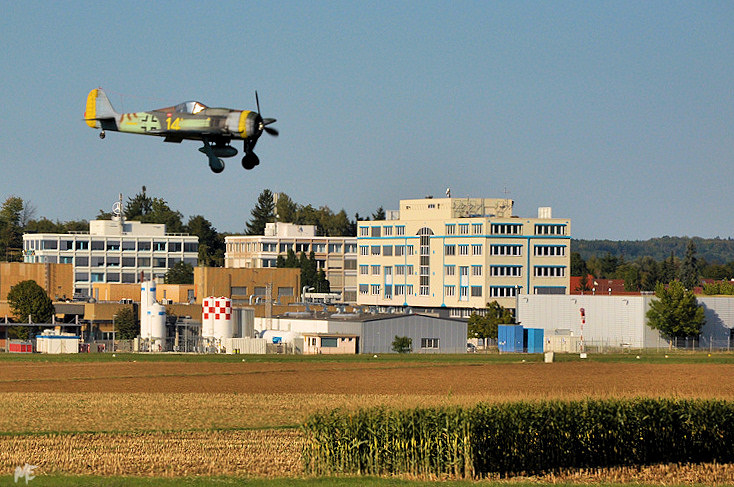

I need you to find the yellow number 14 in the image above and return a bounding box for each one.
[166,117,181,130]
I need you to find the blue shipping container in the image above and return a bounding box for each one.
[498,325,524,352]
[524,328,544,353]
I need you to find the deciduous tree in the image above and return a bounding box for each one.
[646,280,705,340]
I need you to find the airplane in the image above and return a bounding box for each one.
[84,88,278,173]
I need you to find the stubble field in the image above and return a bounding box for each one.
[2,353,734,483]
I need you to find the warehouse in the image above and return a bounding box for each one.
[257,312,467,354]
[517,294,734,350]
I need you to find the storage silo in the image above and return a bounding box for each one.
[149,301,166,350]
[202,297,232,340]
[140,280,157,339]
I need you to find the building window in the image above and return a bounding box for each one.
[360,265,369,275]
[138,241,151,251]
[534,286,567,295]
[460,266,469,276]
[460,286,468,298]
[490,265,522,277]
[445,285,455,297]
[395,285,405,296]
[491,223,523,235]
[360,227,369,236]
[458,224,469,235]
[370,284,381,295]
[138,257,151,267]
[534,245,566,256]
[76,256,89,266]
[445,224,456,235]
[472,265,482,276]
[459,245,469,255]
[406,285,413,295]
[490,244,522,256]
[371,265,381,275]
[359,284,369,295]
[445,244,456,256]
[421,338,439,349]
[371,246,381,255]
[396,265,405,276]
[407,265,414,275]
[472,223,483,234]
[360,246,369,256]
[345,243,357,253]
[472,244,482,255]
[345,259,357,270]
[420,285,429,296]
[407,245,414,255]
[471,286,483,297]
[371,226,381,238]
[534,266,566,277]
[535,224,567,235]
[384,284,392,299]
[445,265,455,276]
[384,226,393,236]
[396,226,405,236]
[489,286,518,298]
[384,266,392,276]
[395,245,404,256]
[383,245,393,256]
[328,243,342,253]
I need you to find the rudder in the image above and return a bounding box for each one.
[84,88,117,128]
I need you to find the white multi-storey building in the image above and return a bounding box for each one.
[356,197,571,317]
[23,217,198,298]
[225,222,358,302]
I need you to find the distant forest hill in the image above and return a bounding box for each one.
[573,237,734,264]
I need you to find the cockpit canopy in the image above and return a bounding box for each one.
[173,101,208,114]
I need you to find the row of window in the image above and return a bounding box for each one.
[359,226,407,237]
[39,255,197,268]
[359,283,566,300]
[25,239,197,252]
[360,245,415,256]
[359,223,567,237]
[358,243,566,257]
[360,264,563,279]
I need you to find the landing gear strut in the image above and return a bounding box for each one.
[200,139,225,173]
[99,131,106,139]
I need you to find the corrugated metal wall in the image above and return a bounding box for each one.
[359,315,467,354]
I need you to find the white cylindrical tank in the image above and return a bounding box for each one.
[213,297,233,340]
[140,281,157,339]
[202,297,232,339]
[202,297,215,338]
[150,302,166,340]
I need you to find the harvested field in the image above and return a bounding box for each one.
[2,357,734,482]
[1,360,733,398]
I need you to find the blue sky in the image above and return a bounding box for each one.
[1,1,733,240]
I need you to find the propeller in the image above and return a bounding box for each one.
[255,91,279,137]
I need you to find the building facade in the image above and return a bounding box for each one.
[23,218,198,298]
[356,197,571,316]
[225,222,358,302]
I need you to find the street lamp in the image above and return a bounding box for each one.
[112,314,116,352]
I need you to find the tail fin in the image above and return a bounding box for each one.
[84,88,117,128]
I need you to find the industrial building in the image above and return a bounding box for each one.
[357,196,571,317]
[225,222,358,302]
[22,215,198,298]
[256,311,468,354]
[517,294,734,350]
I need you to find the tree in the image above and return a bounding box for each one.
[0,196,25,261]
[570,252,589,277]
[114,306,138,340]
[372,206,386,221]
[391,336,412,353]
[646,281,705,340]
[246,189,275,235]
[467,301,515,343]
[125,186,153,219]
[275,193,298,223]
[186,215,223,266]
[575,274,592,293]
[165,261,194,284]
[7,280,54,339]
[678,240,699,290]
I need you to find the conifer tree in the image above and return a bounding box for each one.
[245,189,275,235]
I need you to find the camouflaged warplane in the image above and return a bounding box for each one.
[84,88,278,173]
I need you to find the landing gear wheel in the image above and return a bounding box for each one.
[209,158,225,174]
[99,131,106,139]
[242,153,259,170]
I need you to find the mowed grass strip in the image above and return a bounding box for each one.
[0,429,303,477]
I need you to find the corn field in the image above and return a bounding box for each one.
[302,398,734,478]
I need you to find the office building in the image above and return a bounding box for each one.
[356,196,571,316]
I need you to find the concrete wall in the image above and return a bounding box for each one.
[0,262,73,301]
[360,314,467,354]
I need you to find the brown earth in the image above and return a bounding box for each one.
[0,360,732,398]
